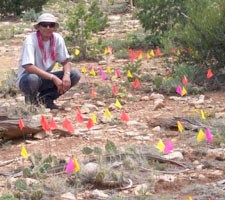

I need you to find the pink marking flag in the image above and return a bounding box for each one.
[98,67,103,75]
[205,128,213,142]
[115,69,121,78]
[101,72,107,80]
[176,85,182,95]
[65,158,75,174]
[164,140,174,154]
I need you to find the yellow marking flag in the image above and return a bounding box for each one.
[74,49,80,56]
[155,139,165,152]
[197,129,206,142]
[81,66,87,73]
[74,158,80,172]
[149,49,155,57]
[115,98,122,109]
[91,113,97,124]
[106,66,111,74]
[127,70,133,78]
[201,110,206,120]
[21,144,29,159]
[181,87,187,96]
[89,69,96,76]
[104,108,112,119]
[177,121,183,133]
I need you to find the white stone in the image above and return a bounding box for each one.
[163,151,184,160]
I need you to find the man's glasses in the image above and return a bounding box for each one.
[39,22,56,28]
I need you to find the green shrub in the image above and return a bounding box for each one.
[136,0,225,69]
[0,0,49,17]
[66,1,108,60]
[22,8,39,22]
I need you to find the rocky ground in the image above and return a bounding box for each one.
[0,13,224,200]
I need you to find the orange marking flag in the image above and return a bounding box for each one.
[206,69,213,79]
[74,158,80,172]
[49,117,58,129]
[121,110,129,122]
[91,87,96,97]
[112,84,118,96]
[182,75,188,85]
[75,109,84,123]
[133,79,141,88]
[19,118,24,130]
[62,118,74,134]
[41,115,51,132]
[155,48,163,56]
[86,118,94,129]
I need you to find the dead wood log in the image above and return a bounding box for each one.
[0,118,41,139]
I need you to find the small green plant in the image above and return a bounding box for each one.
[114,49,130,59]
[22,8,39,22]
[123,59,142,82]
[0,69,18,97]
[0,192,18,200]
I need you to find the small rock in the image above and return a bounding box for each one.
[134,183,148,195]
[150,93,165,100]
[96,101,106,107]
[152,126,161,132]
[91,189,109,199]
[98,60,107,65]
[153,99,165,110]
[82,163,99,178]
[61,192,76,200]
[127,121,148,129]
[141,96,150,101]
[163,151,184,160]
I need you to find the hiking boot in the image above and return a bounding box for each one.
[45,100,59,110]
[25,95,39,105]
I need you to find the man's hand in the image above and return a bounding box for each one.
[52,75,64,94]
[62,73,71,93]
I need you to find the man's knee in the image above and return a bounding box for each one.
[19,74,41,93]
[70,70,81,87]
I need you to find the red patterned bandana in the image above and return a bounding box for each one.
[36,30,55,62]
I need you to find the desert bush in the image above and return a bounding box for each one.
[135,0,225,70]
[0,0,49,17]
[66,1,108,60]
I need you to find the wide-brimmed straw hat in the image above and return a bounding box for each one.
[34,13,59,29]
